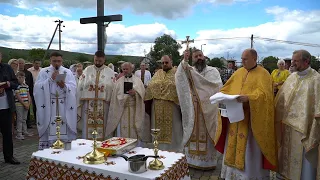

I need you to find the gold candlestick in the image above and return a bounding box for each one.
[83,101,105,164]
[83,130,105,164]
[52,91,64,149]
[148,129,165,170]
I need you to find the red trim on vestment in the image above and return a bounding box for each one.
[215,116,276,171]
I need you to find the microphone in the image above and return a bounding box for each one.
[55,66,59,71]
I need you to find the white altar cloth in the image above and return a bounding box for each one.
[27,139,190,180]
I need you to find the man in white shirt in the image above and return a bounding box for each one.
[27,59,42,84]
[134,62,151,88]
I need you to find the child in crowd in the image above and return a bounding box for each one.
[15,71,33,140]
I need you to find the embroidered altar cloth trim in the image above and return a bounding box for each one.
[29,139,190,180]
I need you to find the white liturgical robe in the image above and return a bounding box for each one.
[175,60,223,170]
[77,65,115,140]
[34,65,77,150]
[106,75,151,145]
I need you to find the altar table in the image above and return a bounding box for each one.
[26,139,190,180]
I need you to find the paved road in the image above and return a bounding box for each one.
[0,128,222,180]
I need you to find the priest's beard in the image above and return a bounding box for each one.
[193,59,206,73]
[95,63,103,68]
[163,67,172,72]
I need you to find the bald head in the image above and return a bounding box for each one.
[121,62,133,76]
[241,48,258,70]
[161,55,173,71]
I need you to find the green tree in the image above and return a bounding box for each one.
[42,60,50,67]
[208,57,225,69]
[261,56,279,72]
[311,55,320,71]
[8,50,28,60]
[75,54,90,63]
[149,34,182,72]
[29,48,46,60]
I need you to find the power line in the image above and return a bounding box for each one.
[1,36,320,48]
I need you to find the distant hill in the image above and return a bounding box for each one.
[0,46,143,67]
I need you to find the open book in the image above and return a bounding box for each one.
[210,92,244,123]
[55,74,66,83]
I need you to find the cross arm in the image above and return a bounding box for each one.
[80,14,123,24]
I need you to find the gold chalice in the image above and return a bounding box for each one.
[148,129,165,170]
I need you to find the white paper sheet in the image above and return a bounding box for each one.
[210,92,244,123]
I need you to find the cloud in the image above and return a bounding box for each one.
[185,6,320,60]
[0,6,319,62]
[0,14,176,57]
[0,0,257,19]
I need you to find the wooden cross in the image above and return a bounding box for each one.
[181,36,194,50]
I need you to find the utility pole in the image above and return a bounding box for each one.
[42,20,64,61]
[56,20,65,51]
[251,34,254,49]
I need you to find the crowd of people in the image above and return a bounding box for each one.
[0,48,319,180]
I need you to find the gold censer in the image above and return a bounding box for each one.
[52,91,64,149]
[148,129,165,170]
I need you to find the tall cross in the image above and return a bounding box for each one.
[181,36,194,50]
[80,0,123,51]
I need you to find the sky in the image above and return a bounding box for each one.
[0,0,319,60]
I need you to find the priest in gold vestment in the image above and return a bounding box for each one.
[275,50,320,180]
[106,62,151,145]
[175,49,222,169]
[77,51,115,140]
[215,49,277,179]
[145,55,183,152]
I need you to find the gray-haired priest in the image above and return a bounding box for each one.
[34,51,77,150]
[106,62,151,145]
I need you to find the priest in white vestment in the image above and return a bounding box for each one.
[275,50,319,180]
[175,49,222,169]
[145,55,183,152]
[34,52,77,150]
[106,62,151,145]
[77,51,115,140]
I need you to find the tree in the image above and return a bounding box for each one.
[149,34,182,72]
[261,56,279,72]
[8,50,28,60]
[75,54,90,63]
[208,57,225,69]
[42,60,50,67]
[29,48,46,60]
[311,55,320,71]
